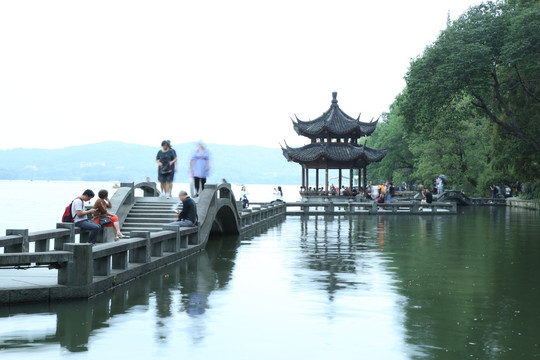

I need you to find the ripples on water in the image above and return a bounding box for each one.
[1,203,539,359]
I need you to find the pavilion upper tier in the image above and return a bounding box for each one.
[292,91,378,141]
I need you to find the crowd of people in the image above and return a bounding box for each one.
[491,182,522,198]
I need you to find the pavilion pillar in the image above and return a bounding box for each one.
[302,166,305,188]
[363,166,367,193]
[316,168,319,193]
[306,167,309,190]
[325,166,329,196]
[338,169,342,190]
[349,168,353,190]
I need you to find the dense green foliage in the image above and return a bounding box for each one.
[367,0,540,196]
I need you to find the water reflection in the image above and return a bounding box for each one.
[1,209,538,359]
[0,233,243,353]
[385,207,540,359]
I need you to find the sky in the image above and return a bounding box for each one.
[0,0,484,150]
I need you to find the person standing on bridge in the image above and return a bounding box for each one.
[156,140,177,199]
[169,190,198,227]
[436,177,444,194]
[190,142,210,197]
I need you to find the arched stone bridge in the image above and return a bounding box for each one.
[0,182,286,304]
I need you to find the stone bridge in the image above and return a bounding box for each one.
[436,190,473,205]
[0,183,286,304]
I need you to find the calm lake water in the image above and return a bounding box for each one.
[1,181,539,359]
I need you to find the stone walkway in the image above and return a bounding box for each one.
[0,267,58,289]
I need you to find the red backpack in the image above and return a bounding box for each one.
[62,198,83,222]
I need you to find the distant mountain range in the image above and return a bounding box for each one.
[0,142,300,185]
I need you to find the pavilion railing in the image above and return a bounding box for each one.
[284,201,457,215]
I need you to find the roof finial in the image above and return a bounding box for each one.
[331,91,338,105]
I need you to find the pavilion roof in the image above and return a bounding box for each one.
[281,142,387,166]
[292,92,378,138]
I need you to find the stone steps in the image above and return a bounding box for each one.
[121,198,182,234]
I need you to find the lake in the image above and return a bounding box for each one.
[0,181,539,359]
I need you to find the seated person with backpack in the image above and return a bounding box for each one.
[169,190,198,227]
[72,189,101,245]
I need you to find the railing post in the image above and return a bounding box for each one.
[245,209,252,225]
[452,202,457,214]
[120,182,135,205]
[56,223,75,250]
[58,243,93,286]
[412,202,420,214]
[112,251,128,270]
[370,202,378,214]
[5,229,29,253]
[35,237,51,252]
[163,225,181,252]
[188,229,199,246]
[327,202,334,213]
[129,231,151,263]
[94,255,111,276]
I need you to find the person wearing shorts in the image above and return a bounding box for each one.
[156,140,177,199]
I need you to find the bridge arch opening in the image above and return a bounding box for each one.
[210,206,240,235]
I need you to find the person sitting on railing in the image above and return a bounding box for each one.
[377,190,385,204]
[240,185,249,209]
[93,189,125,241]
[72,189,100,245]
[419,188,433,211]
[365,186,372,200]
[169,190,198,227]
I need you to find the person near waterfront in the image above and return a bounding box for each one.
[419,188,433,211]
[377,188,385,203]
[417,182,424,198]
[513,181,522,196]
[93,189,125,241]
[72,189,100,245]
[169,190,198,227]
[504,185,512,198]
[387,182,395,203]
[491,184,500,198]
[436,177,444,194]
[273,186,283,202]
[365,185,372,200]
[190,142,210,197]
[239,185,249,208]
[370,182,379,200]
[156,140,177,199]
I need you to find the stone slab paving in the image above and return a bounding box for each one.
[0,267,58,289]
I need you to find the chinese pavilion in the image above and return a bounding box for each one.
[282,92,387,196]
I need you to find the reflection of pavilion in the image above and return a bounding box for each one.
[299,216,379,301]
[282,92,387,196]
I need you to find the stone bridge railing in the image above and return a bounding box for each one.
[0,183,286,304]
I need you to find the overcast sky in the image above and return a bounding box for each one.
[0,0,483,150]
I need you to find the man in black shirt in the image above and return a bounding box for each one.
[424,188,433,204]
[170,190,197,227]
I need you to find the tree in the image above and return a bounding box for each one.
[365,98,415,185]
[402,1,540,157]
